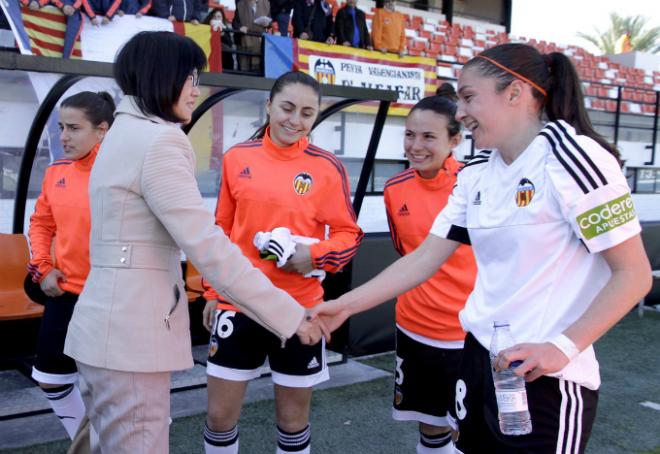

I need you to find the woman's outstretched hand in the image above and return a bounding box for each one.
[296,310,331,345]
[309,298,351,334]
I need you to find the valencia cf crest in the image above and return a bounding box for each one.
[515,178,535,207]
[394,386,403,405]
[209,338,218,357]
[313,59,336,85]
[293,172,313,195]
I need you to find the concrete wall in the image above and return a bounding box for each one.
[607,51,660,73]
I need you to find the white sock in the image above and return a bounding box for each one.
[43,383,85,439]
[416,431,454,454]
[276,424,311,454]
[204,423,239,454]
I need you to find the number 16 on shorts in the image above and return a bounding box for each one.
[209,310,236,356]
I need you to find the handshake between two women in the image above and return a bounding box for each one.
[295,298,350,345]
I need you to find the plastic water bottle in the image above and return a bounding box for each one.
[489,321,532,436]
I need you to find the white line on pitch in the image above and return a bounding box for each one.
[640,401,660,411]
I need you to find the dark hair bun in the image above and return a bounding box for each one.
[436,82,458,102]
[97,91,114,105]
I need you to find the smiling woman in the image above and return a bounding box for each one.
[266,94,318,147]
[379,85,477,453]
[200,71,363,454]
[62,33,322,454]
[312,42,652,454]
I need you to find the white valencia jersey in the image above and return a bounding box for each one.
[430,120,641,390]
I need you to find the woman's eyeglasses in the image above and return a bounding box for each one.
[189,69,200,87]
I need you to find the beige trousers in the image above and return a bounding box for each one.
[76,361,171,454]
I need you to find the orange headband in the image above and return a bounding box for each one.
[476,55,547,98]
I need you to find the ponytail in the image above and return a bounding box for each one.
[464,43,619,160]
[250,123,268,141]
[435,82,458,102]
[544,52,619,159]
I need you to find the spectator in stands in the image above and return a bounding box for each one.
[382,84,475,454]
[63,31,323,453]
[334,0,371,49]
[233,0,271,72]
[292,0,334,44]
[203,7,236,71]
[270,0,293,36]
[372,0,406,56]
[313,42,652,454]
[27,91,115,444]
[201,70,360,454]
[118,0,151,17]
[150,0,204,23]
[82,0,122,24]
[22,0,78,16]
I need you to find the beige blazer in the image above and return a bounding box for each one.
[64,96,305,373]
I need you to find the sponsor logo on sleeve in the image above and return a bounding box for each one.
[576,193,637,240]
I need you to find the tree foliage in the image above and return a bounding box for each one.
[577,12,660,54]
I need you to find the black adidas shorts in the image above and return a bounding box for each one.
[206,309,328,388]
[392,327,462,427]
[32,292,79,384]
[452,333,598,454]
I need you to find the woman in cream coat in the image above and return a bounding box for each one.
[64,31,324,453]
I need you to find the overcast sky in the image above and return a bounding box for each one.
[511,0,659,55]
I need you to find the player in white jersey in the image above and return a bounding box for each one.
[311,43,652,453]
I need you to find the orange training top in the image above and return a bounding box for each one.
[371,8,406,53]
[204,129,363,309]
[384,155,477,341]
[27,144,98,295]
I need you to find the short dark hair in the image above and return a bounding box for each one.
[114,31,206,123]
[61,91,116,127]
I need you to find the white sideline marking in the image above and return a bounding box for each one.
[640,401,660,411]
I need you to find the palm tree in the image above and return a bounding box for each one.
[577,12,660,54]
